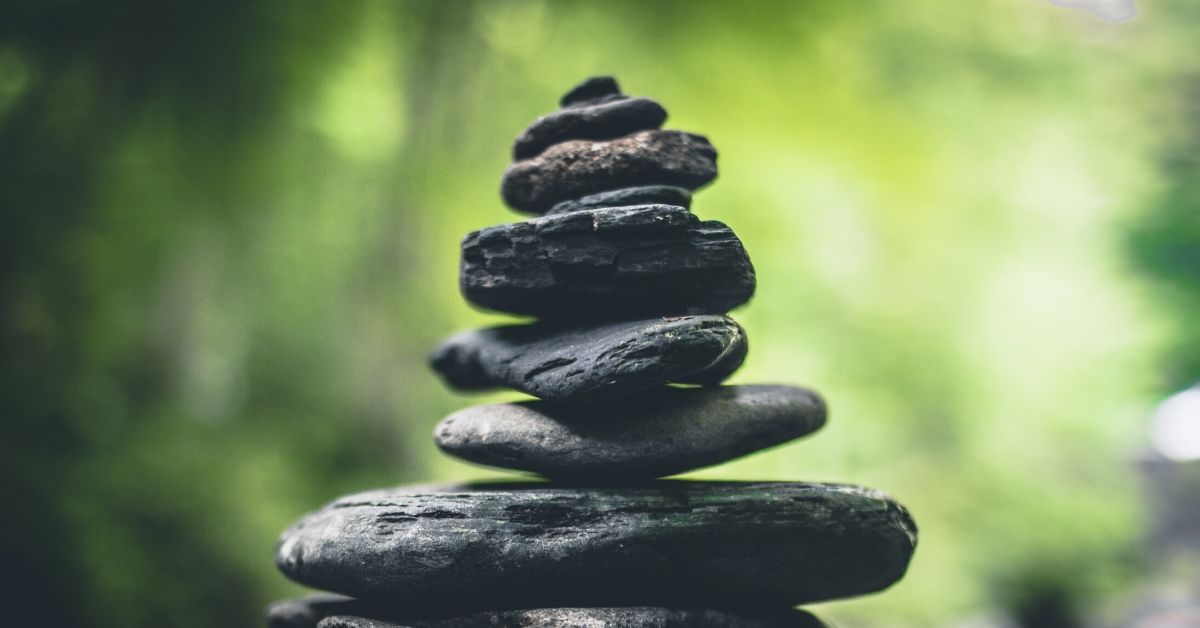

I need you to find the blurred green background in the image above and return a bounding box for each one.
[3,1,1199,626]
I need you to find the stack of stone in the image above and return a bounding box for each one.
[267,77,918,628]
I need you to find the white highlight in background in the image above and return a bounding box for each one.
[1152,387,1200,462]
[1050,0,1137,22]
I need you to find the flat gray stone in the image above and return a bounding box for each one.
[501,130,717,213]
[460,205,755,320]
[276,482,917,610]
[435,385,825,479]
[513,97,667,160]
[547,185,692,215]
[317,607,826,628]
[429,316,746,404]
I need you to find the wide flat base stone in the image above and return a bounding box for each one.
[276,482,917,610]
[460,205,755,320]
[269,597,826,628]
[319,607,826,628]
[435,385,825,479]
[429,316,747,403]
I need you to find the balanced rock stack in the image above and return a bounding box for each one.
[267,77,918,628]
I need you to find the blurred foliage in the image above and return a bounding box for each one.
[1,1,1198,627]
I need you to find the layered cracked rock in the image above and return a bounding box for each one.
[429,316,747,403]
[277,482,917,609]
[460,205,755,319]
[269,76,917,627]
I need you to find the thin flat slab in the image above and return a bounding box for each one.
[460,206,755,320]
[429,316,746,404]
[501,130,717,213]
[435,385,825,479]
[317,607,826,628]
[546,185,692,215]
[268,594,365,628]
[513,96,667,160]
[275,482,918,610]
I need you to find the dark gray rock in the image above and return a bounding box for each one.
[502,131,717,213]
[276,482,917,610]
[460,205,755,320]
[513,97,667,160]
[268,594,352,628]
[429,316,746,403]
[321,619,392,628]
[435,385,825,479]
[560,76,621,107]
[547,185,692,215]
[268,595,396,628]
[318,607,827,628]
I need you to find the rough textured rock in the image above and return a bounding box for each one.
[321,619,393,628]
[276,482,917,610]
[460,205,755,320]
[513,97,667,160]
[502,130,717,213]
[547,185,692,215]
[560,76,621,107]
[435,385,825,479]
[318,607,827,628]
[429,316,747,403]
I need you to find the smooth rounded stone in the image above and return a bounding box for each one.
[275,482,918,610]
[501,130,717,213]
[318,607,827,628]
[435,385,826,479]
[429,315,747,404]
[547,185,692,215]
[560,75,621,107]
[460,205,755,320]
[513,97,668,160]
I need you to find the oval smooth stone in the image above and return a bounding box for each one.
[513,96,668,160]
[434,385,826,479]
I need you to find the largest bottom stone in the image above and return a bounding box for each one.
[319,607,826,628]
[276,481,917,610]
[266,595,827,628]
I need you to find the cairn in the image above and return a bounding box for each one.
[267,76,918,628]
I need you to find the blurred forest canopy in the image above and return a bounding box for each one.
[1,1,1198,626]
